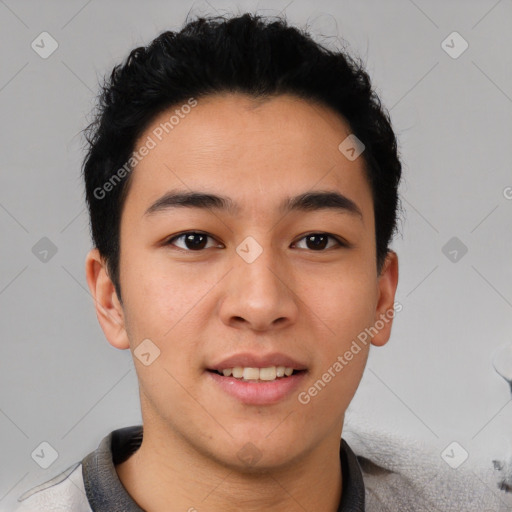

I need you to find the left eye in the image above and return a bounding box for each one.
[292,233,344,251]
[165,232,345,251]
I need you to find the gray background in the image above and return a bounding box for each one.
[1,0,511,509]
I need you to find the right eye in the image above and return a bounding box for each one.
[164,231,223,251]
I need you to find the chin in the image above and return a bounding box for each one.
[211,436,303,474]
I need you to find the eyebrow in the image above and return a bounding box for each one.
[144,189,363,219]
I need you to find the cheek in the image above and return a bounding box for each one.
[298,271,376,405]
[333,287,376,338]
[304,267,377,337]
[121,258,212,372]
[301,282,372,415]
[121,250,183,332]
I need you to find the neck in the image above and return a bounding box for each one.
[115,421,343,512]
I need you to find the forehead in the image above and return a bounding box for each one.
[124,93,372,221]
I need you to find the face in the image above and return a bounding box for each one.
[86,92,398,471]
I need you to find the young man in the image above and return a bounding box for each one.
[15,12,401,511]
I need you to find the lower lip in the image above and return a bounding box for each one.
[206,370,307,405]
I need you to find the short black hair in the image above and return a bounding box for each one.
[82,12,402,303]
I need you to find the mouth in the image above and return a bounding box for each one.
[207,366,306,381]
[206,366,308,405]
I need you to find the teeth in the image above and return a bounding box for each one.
[259,367,276,380]
[217,366,297,381]
[242,367,259,380]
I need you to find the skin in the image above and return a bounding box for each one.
[85,92,399,512]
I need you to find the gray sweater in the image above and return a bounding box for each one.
[13,425,365,511]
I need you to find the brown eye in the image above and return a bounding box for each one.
[166,232,220,251]
[293,233,345,251]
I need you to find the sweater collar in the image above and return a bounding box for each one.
[82,425,365,511]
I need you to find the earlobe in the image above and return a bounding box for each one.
[85,248,130,350]
[370,250,399,347]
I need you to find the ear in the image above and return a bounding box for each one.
[370,250,399,347]
[85,248,130,350]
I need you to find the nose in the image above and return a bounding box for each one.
[218,240,299,332]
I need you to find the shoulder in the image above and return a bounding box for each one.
[346,424,512,512]
[13,462,92,512]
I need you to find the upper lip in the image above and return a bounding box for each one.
[208,352,308,371]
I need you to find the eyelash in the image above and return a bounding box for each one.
[164,231,347,252]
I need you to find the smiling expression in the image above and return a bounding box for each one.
[88,91,398,471]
